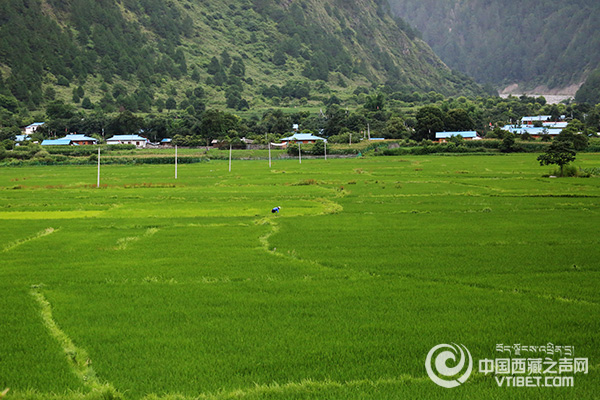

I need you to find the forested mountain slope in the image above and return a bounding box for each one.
[0,0,484,113]
[388,0,600,91]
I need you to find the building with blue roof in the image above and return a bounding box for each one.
[106,134,148,148]
[280,133,327,146]
[23,122,44,135]
[521,115,566,126]
[502,125,562,138]
[543,121,568,129]
[522,116,551,125]
[63,134,97,145]
[435,131,479,142]
[41,134,97,146]
[41,138,73,146]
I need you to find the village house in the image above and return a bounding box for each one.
[521,115,566,126]
[63,134,97,145]
[41,134,98,146]
[23,122,44,135]
[503,115,569,138]
[279,133,327,147]
[542,121,568,129]
[15,135,30,144]
[41,138,73,146]
[521,116,551,126]
[435,131,479,143]
[106,134,148,148]
[502,126,562,139]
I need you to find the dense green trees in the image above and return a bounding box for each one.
[384,117,409,139]
[364,94,385,111]
[1,0,489,119]
[106,111,144,136]
[0,0,190,109]
[499,133,521,153]
[46,101,77,120]
[555,125,589,151]
[445,109,474,131]
[575,69,600,105]
[0,126,20,142]
[415,106,445,141]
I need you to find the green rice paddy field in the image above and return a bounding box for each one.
[1,154,599,399]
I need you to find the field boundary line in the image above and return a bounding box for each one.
[143,375,429,400]
[256,218,280,254]
[29,286,122,399]
[255,218,373,280]
[397,273,599,306]
[2,227,58,252]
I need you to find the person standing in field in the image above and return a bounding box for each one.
[271,206,281,214]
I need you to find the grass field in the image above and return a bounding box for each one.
[1,154,599,399]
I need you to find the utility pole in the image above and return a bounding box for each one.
[229,144,232,172]
[96,148,101,188]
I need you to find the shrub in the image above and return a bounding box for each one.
[293,179,319,186]
[581,167,600,176]
[33,150,51,159]
[287,143,299,156]
[312,141,325,155]
[548,165,579,177]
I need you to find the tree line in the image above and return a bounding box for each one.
[2,93,598,151]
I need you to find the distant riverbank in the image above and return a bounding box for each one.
[499,93,573,104]
[499,82,580,104]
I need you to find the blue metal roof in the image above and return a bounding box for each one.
[42,138,72,146]
[64,134,97,142]
[15,135,29,142]
[502,126,562,135]
[280,133,327,142]
[436,131,478,139]
[543,122,568,129]
[522,116,551,122]
[160,138,172,143]
[107,135,147,141]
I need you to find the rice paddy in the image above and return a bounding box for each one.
[1,154,599,399]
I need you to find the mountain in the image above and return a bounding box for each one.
[388,0,600,92]
[0,0,484,114]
